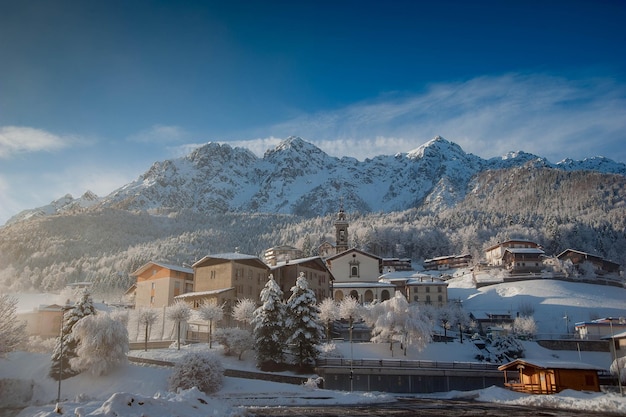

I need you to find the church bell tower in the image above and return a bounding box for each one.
[334,200,349,254]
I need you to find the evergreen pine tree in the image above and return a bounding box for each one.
[50,290,97,380]
[286,272,324,369]
[251,274,286,369]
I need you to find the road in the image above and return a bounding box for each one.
[246,398,621,417]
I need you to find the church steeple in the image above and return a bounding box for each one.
[334,199,349,254]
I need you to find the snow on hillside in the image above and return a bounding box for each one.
[446,273,626,336]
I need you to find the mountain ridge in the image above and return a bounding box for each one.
[6,136,626,225]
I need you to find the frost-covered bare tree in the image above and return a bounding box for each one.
[214,327,254,360]
[197,300,224,348]
[363,292,430,355]
[318,298,339,342]
[338,296,363,347]
[166,301,192,350]
[232,298,256,329]
[0,294,26,357]
[70,313,129,376]
[137,307,159,351]
[513,315,538,339]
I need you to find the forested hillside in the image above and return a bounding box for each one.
[1,166,624,299]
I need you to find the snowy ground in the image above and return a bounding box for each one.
[2,339,625,417]
[4,275,626,416]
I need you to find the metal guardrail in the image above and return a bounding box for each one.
[316,357,499,371]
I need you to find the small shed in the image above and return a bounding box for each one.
[498,359,602,394]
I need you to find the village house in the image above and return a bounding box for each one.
[379,271,448,307]
[130,262,194,308]
[470,312,514,336]
[575,317,626,340]
[603,330,626,364]
[18,304,66,339]
[423,254,472,271]
[557,249,621,276]
[381,257,413,272]
[498,359,602,394]
[263,245,304,266]
[269,256,333,302]
[484,240,543,267]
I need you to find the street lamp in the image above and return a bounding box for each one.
[54,304,73,414]
[609,318,624,396]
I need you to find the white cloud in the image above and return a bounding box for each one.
[0,126,73,158]
[260,74,626,163]
[128,125,190,144]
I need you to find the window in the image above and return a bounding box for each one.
[426,287,430,293]
[426,295,431,304]
[437,286,442,293]
[349,257,360,278]
[413,295,418,302]
[438,295,442,302]
[210,270,216,279]
[151,282,156,289]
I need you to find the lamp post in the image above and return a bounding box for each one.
[54,305,73,414]
[349,315,354,392]
[609,318,624,396]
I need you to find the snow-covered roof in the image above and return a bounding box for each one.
[484,240,540,252]
[174,288,235,299]
[503,248,545,255]
[193,253,264,268]
[602,330,626,339]
[269,256,325,269]
[332,281,395,289]
[131,261,193,276]
[325,247,381,262]
[498,359,604,371]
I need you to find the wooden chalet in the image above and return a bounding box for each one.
[498,359,602,394]
[557,249,621,275]
[423,254,472,271]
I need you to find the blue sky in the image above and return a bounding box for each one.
[1,0,625,224]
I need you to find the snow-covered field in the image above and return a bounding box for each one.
[2,342,625,417]
[3,275,626,416]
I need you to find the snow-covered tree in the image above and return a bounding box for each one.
[252,274,286,368]
[214,327,254,360]
[137,307,159,352]
[50,291,96,380]
[197,300,224,348]
[610,356,626,385]
[338,296,362,346]
[70,313,129,376]
[318,298,339,342]
[168,351,224,394]
[166,301,191,350]
[363,292,430,356]
[513,315,538,339]
[0,294,26,357]
[232,298,256,329]
[362,292,406,355]
[286,272,324,368]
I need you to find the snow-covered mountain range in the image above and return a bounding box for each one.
[7,136,626,224]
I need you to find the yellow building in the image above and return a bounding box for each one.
[131,262,194,308]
